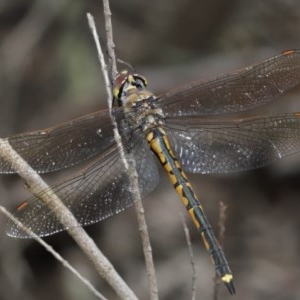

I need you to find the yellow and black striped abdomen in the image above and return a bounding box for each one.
[146,127,235,294]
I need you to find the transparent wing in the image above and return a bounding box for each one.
[159,50,300,117]
[165,113,300,174]
[0,109,123,174]
[6,137,159,238]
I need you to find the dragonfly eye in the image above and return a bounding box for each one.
[113,71,129,100]
[113,71,148,101]
[132,74,147,89]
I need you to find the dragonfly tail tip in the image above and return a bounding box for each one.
[221,273,236,295]
[225,280,236,295]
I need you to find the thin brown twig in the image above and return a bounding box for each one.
[0,6,138,299]
[0,205,106,300]
[102,0,118,78]
[88,6,159,298]
[181,214,197,300]
[0,139,137,300]
[102,2,159,297]
[213,201,228,300]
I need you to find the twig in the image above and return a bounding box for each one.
[0,139,137,300]
[0,205,106,300]
[101,1,159,297]
[88,9,159,299]
[213,201,228,300]
[132,191,159,300]
[87,14,113,111]
[102,0,118,78]
[181,214,197,300]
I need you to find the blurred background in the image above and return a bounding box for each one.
[1,0,300,299]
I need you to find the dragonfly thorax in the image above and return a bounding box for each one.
[122,89,165,133]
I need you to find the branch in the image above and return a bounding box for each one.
[102,0,118,78]
[88,9,158,299]
[0,205,106,300]
[181,214,197,300]
[0,139,137,300]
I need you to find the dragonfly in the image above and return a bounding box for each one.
[1,49,300,294]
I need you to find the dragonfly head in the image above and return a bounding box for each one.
[113,70,148,104]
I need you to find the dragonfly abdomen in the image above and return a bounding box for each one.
[146,127,235,294]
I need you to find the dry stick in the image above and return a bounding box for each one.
[0,2,136,298]
[213,201,228,300]
[0,142,137,300]
[102,0,117,78]
[89,4,159,299]
[0,205,106,300]
[181,215,197,300]
[102,3,160,297]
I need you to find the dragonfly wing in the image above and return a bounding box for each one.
[0,109,125,174]
[165,113,300,174]
[6,137,159,238]
[159,50,300,117]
